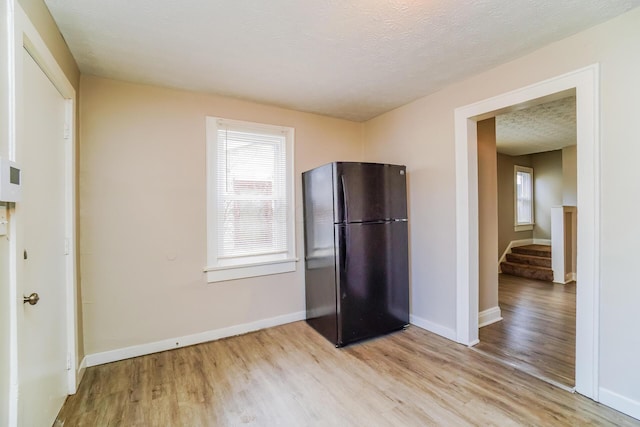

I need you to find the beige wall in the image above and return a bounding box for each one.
[531,150,563,240]
[497,153,532,256]
[80,76,363,355]
[2,1,80,422]
[364,7,640,406]
[562,145,578,205]
[363,96,457,327]
[477,119,498,313]
[11,0,639,416]
[497,149,571,252]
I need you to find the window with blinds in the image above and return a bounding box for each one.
[514,165,534,230]
[205,117,296,282]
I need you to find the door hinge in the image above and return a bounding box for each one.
[66,354,72,371]
[64,238,70,255]
[64,122,71,140]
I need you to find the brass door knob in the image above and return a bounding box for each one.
[23,293,39,305]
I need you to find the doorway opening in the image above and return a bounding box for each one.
[474,96,578,389]
[454,65,600,400]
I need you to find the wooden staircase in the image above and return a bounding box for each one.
[500,244,553,281]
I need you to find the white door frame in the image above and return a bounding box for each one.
[7,3,78,425]
[453,65,600,399]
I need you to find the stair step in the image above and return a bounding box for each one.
[501,261,553,281]
[511,244,551,258]
[505,252,552,268]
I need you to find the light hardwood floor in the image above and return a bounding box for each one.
[56,321,638,426]
[476,274,576,388]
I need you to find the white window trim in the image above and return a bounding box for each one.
[514,224,533,232]
[204,117,297,282]
[514,165,534,231]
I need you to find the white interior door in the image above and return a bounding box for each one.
[17,47,68,427]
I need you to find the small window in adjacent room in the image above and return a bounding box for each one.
[514,165,534,231]
[205,117,296,282]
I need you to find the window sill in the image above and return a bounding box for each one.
[204,258,297,283]
[514,224,534,232]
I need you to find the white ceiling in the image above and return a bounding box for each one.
[45,0,639,122]
[496,95,576,156]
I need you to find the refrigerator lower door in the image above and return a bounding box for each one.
[335,221,409,346]
[304,250,338,345]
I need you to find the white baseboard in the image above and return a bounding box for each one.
[85,311,306,367]
[479,306,503,328]
[600,388,640,421]
[533,238,552,245]
[553,272,577,285]
[410,315,457,342]
[76,357,87,390]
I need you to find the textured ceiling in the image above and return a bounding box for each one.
[45,0,640,122]
[496,96,576,156]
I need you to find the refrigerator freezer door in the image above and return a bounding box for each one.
[334,162,407,223]
[335,221,409,346]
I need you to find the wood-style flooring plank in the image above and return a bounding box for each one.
[56,320,637,426]
[476,274,576,388]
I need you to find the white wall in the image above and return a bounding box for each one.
[0,217,8,427]
[79,76,363,356]
[364,7,640,415]
[1,1,11,423]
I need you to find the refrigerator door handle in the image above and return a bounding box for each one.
[344,226,349,273]
[340,174,349,223]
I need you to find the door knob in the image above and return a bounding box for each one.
[23,293,39,305]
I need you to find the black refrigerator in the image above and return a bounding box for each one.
[302,162,409,347]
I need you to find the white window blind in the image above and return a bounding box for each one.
[515,166,534,226]
[216,126,287,259]
[205,117,296,282]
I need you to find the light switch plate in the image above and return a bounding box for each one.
[0,205,7,236]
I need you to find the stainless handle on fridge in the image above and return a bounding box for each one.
[344,226,349,273]
[340,175,348,223]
